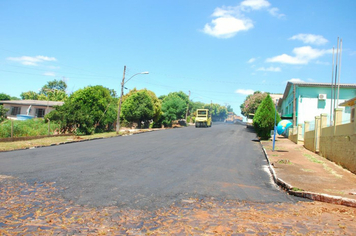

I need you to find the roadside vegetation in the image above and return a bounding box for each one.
[1,79,233,140]
[253,94,281,140]
[0,119,60,138]
[240,92,281,140]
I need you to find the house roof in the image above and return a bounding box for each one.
[339,97,356,107]
[278,82,356,106]
[0,100,64,107]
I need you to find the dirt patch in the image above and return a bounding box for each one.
[1,178,356,235]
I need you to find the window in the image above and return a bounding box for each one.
[36,108,45,118]
[10,106,21,116]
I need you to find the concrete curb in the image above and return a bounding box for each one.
[261,144,356,208]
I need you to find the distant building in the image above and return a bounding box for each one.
[278,82,356,126]
[0,100,64,119]
[226,112,243,123]
[269,93,283,105]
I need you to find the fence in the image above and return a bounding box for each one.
[289,106,356,174]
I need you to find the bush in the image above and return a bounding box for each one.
[0,105,9,123]
[0,119,61,138]
[253,94,281,140]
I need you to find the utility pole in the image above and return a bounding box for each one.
[116,65,126,134]
[185,90,191,122]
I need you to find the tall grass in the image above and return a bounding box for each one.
[0,119,61,138]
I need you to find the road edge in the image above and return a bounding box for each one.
[260,142,356,208]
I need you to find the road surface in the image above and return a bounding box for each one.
[0,122,298,210]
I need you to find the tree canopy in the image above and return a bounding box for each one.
[121,89,155,128]
[161,92,187,126]
[240,91,267,117]
[20,79,68,101]
[253,94,281,140]
[45,85,117,134]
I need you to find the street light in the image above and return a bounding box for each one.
[116,66,149,134]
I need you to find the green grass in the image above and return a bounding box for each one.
[291,187,304,192]
[323,164,343,178]
[0,131,126,152]
[303,153,324,164]
[0,119,61,138]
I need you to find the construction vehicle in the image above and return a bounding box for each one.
[195,109,212,128]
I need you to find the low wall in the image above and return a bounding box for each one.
[289,133,298,144]
[319,122,356,174]
[304,130,315,152]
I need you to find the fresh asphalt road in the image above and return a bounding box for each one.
[0,122,298,210]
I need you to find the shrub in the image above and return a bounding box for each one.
[253,94,281,140]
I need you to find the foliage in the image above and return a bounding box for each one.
[121,89,155,128]
[0,119,61,138]
[0,105,9,123]
[40,79,67,94]
[45,85,117,135]
[122,88,161,124]
[20,91,40,100]
[189,101,205,117]
[161,93,187,127]
[0,93,11,100]
[20,80,68,101]
[203,103,228,121]
[226,104,233,112]
[253,94,281,140]
[240,91,267,117]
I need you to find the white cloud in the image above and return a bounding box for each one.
[43,72,56,77]
[257,66,281,72]
[266,46,332,64]
[7,55,57,66]
[289,34,328,45]
[288,78,304,83]
[235,89,254,95]
[240,0,270,11]
[268,7,285,18]
[203,15,253,38]
[202,1,284,38]
[247,58,256,63]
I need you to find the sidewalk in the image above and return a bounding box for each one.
[260,135,356,207]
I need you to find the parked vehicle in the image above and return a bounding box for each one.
[246,113,254,128]
[195,109,212,128]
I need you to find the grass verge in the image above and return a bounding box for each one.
[0,131,123,152]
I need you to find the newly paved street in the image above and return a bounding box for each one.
[0,122,296,209]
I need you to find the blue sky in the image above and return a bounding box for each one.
[1,0,355,117]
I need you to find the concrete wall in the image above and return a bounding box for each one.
[304,129,315,152]
[303,105,356,174]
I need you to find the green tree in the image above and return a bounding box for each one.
[240,91,267,117]
[20,91,39,100]
[40,79,67,94]
[20,80,68,101]
[0,93,11,100]
[121,90,155,128]
[253,94,281,140]
[227,104,233,112]
[203,103,228,121]
[121,88,161,126]
[161,93,187,127]
[46,85,117,134]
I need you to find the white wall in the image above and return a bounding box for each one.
[297,97,348,125]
